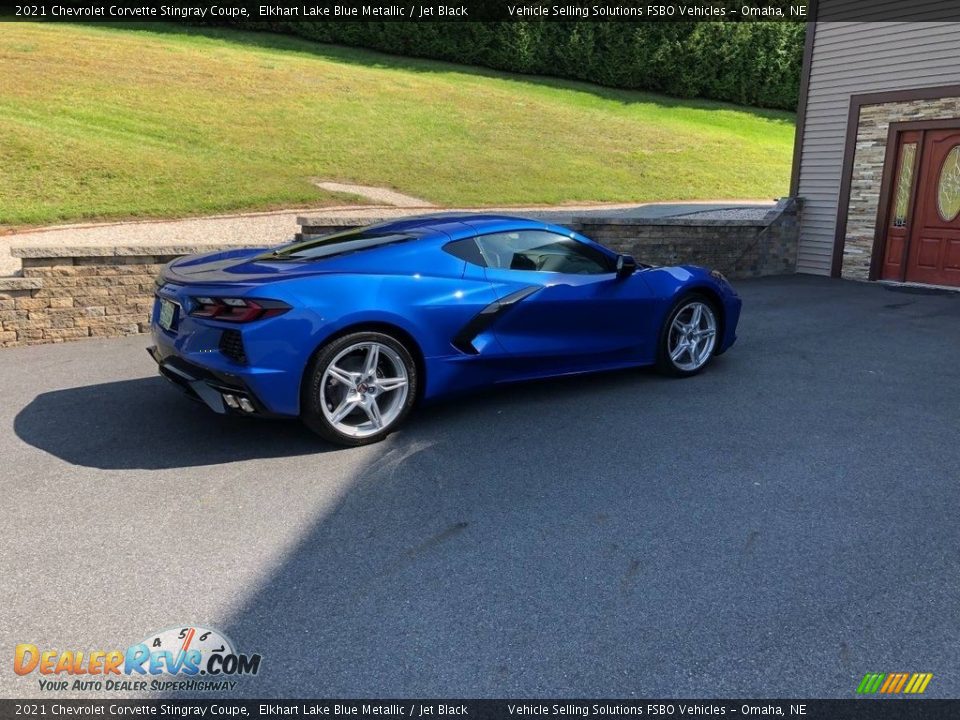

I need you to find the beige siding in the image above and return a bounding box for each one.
[796,20,960,274]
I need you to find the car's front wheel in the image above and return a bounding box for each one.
[656,294,720,377]
[302,331,418,446]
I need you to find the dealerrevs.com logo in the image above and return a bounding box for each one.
[14,626,262,693]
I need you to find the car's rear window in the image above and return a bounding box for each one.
[261,229,414,261]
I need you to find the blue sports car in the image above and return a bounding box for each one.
[149,213,741,446]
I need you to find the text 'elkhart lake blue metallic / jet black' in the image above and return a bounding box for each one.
[149,214,741,445]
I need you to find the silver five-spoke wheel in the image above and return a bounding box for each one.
[667,300,717,372]
[319,341,410,439]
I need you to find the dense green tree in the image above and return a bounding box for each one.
[228,21,805,110]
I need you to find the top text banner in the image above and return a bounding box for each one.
[1,0,958,21]
[0,0,945,23]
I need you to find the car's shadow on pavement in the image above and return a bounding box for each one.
[13,376,326,469]
[13,368,670,470]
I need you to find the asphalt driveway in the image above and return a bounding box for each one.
[1,275,958,698]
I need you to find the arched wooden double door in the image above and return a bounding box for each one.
[879,126,960,286]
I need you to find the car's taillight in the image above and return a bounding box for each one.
[189,297,290,323]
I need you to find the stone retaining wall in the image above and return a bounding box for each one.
[301,198,801,278]
[1,200,799,348]
[575,203,798,277]
[0,245,261,348]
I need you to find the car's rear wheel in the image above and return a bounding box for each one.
[656,294,719,377]
[302,331,418,446]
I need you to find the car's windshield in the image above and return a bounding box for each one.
[262,229,414,261]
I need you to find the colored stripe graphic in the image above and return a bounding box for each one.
[880,673,909,693]
[892,673,910,693]
[857,673,885,694]
[904,673,934,694]
[857,672,933,694]
[879,674,896,693]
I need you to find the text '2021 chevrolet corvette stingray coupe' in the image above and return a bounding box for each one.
[149,213,741,446]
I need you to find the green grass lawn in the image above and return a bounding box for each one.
[0,23,796,228]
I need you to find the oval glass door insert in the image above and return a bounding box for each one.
[937,146,960,222]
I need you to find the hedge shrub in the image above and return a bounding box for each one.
[226,22,805,110]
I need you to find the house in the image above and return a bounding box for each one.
[792,5,960,288]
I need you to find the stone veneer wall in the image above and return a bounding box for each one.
[575,200,799,277]
[843,96,960,280]
[1,201,799,349]
[302,198,800,279]
[0,245,259,348]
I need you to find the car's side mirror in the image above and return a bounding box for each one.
[616,254,637,279]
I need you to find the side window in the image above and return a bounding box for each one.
[475,231,613,274]
[443,238,485,266]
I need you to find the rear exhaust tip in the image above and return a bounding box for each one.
[223,392,255,413]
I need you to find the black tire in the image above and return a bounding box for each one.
[301,331,419,446]
[655,293,720,378]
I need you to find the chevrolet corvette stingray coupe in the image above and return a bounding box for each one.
[149,213,741,446]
